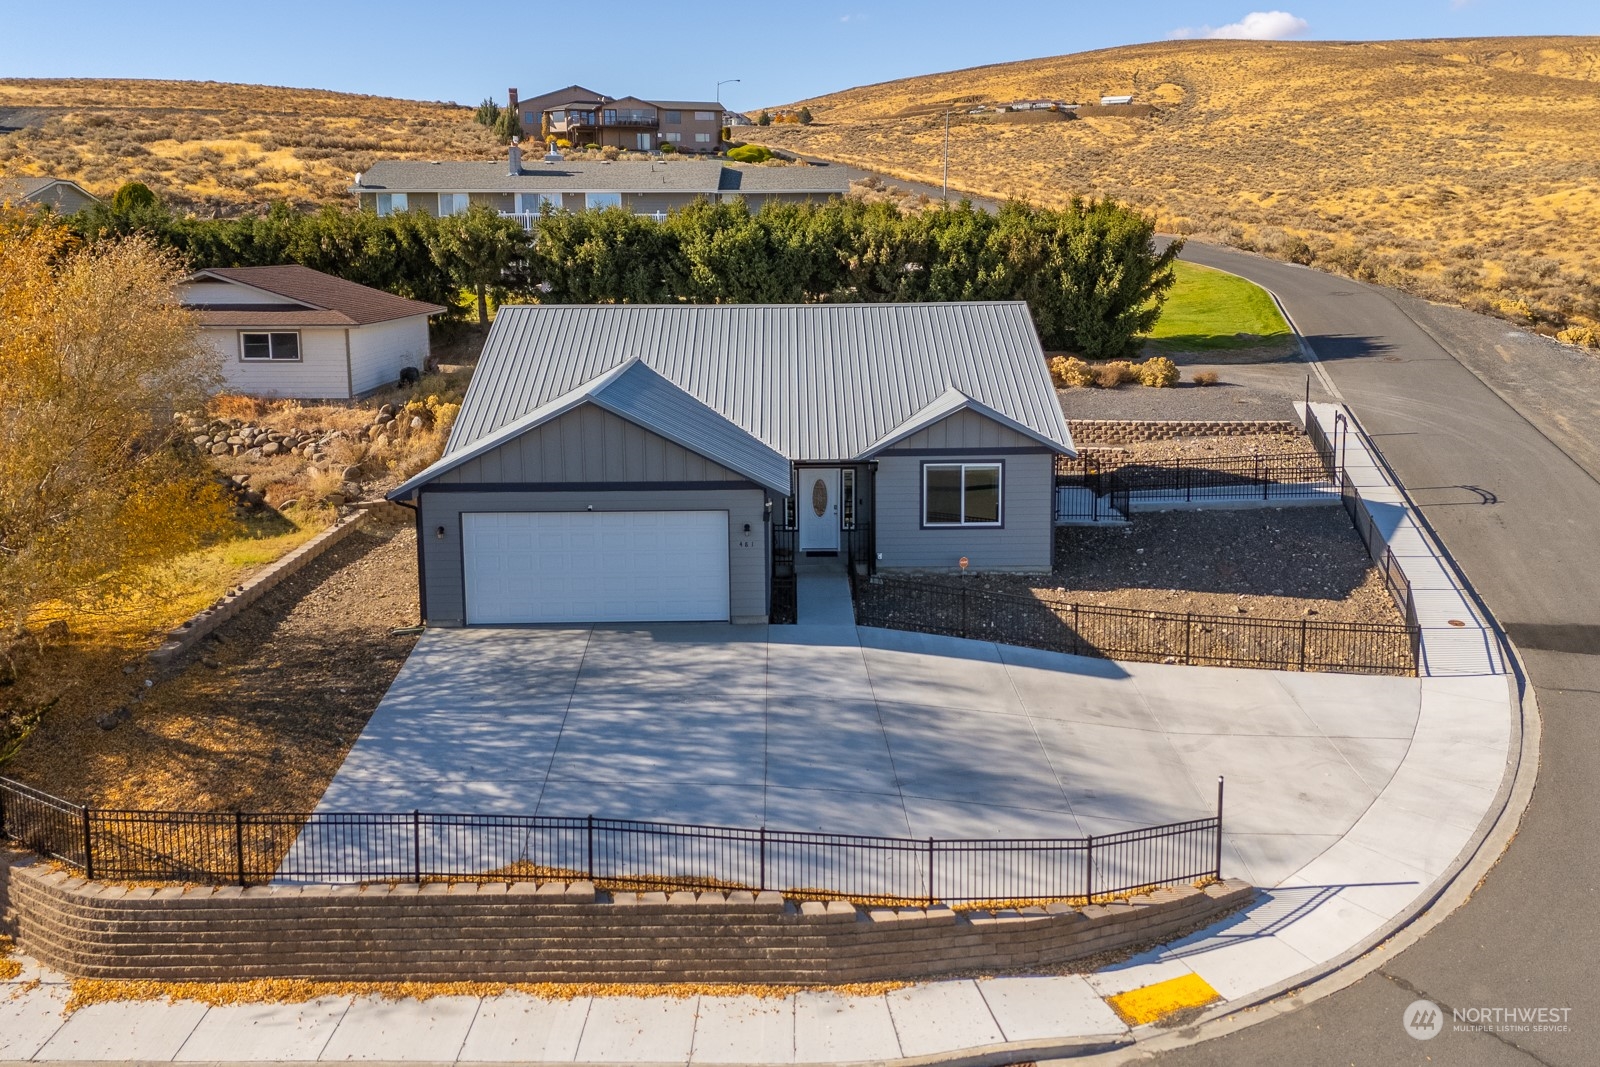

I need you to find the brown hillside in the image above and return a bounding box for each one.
[745,37,1600,338]
[0,79,500,212]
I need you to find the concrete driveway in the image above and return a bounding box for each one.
[308,609,1490,892]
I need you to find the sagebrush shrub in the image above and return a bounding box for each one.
[1136,356,1180,387]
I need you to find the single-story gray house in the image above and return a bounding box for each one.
[179,266,447,399]
[352,150,850,226]
[0,176,101,215]
[389,302,1075,626]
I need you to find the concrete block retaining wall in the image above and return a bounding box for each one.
[147,512,370,667]
[1068,419,1302,446]
[0,853,1252,984]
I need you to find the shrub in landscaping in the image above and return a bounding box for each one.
[660,142,676,153]
[1094,361,1139,388]
[1193,370,1220,386]
[726,144,773,163]
[1049,355,1095,388]
[1136,356,1180,387]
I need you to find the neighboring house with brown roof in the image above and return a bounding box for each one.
[179,266,447,399]
[0,176,100,215]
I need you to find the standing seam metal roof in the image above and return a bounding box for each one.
[440,303,1072,468]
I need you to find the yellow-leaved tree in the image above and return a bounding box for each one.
[0,209,230,649]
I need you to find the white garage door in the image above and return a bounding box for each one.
[462,511,730,624]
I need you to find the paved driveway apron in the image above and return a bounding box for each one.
[1143,243,1600,1066]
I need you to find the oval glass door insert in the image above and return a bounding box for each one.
[811,478,829,517]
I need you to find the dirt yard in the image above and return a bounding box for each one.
[926,508,1402,626]
[2,520,421,811]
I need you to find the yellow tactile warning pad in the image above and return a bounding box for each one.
[1105,972,1222,1026]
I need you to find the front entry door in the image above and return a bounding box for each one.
[798,468,841,552]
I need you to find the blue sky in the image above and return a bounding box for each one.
[0,2,1595,110]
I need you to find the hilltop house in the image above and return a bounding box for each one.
[0,176,100,215]
[352,148,850,226]
[388,302,1074,626]
[179,266,445,400]
[507,86,727,154]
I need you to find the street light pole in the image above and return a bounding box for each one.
[716,78,741,105]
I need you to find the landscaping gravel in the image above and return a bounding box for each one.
[901,508,1401,626]
[1059,355,1335,422]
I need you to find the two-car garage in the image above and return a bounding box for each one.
[460,511,732,624]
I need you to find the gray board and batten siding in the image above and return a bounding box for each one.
[416,404,774,625]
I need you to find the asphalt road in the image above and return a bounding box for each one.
[1126,244,1600,1066]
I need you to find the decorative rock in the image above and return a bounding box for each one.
[209,443,230,455]
[262,442,282,456]
[192,435,211,447]
[379,404,395,416]
[342,465,362,482]
[226,436,244,446]
[410,416,424,430]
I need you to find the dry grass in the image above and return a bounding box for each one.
[747,37,1600,336]
[0,79,501,212]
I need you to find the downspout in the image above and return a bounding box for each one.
[343,329,354,399]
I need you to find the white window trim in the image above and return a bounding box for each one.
[375,192,408,216]
[239,331,302,363]
[585,192,623,210]
[437,192,469,217]
[518,192,562,213]
[922,462,1003,527]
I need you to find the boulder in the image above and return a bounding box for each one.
[379,403,395,417]
[342,465,362,482]
[192,435,211,448]
[209,442,230,455]
[410,416,425,430]
[262,441,282,456]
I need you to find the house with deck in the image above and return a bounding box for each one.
[388,302,1075,626]
[352,150,850,226]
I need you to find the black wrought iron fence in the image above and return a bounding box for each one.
[0,776,1223,904]
[1056,450,1336,511]
[771,524,797,624]
[852,577,1417,676]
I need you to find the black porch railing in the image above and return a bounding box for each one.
[0,776,1223,905]
[852,577,1417,676]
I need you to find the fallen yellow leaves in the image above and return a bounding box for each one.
[65,977,911,1014]
[0,936,21,981]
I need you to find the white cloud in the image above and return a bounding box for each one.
[840,13,867,22]
[1170,10,1309,40]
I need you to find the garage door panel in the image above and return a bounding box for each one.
[463,511,730,624]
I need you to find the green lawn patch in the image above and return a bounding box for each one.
[1144,261,1292,352]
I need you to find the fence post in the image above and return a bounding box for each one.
[1183,614,1193,665]
[1259,455,1268,500]
[586,813,595,880]
[412,809,421,884]
[1085,833,1094,904]
[81,805,94,881]
[1215,776,1225,878]
[1298,618,1308,672]
[759,826,767,892]
[1071,603,1081,657]
[960,585,968,637]
[927,838,935,908]
[235,811,247,888]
